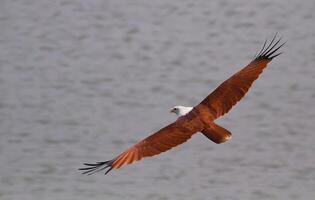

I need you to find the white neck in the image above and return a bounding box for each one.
[176,106,193,117]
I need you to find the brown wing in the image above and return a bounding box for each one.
[79,111,203,175]
[195,35,285,120]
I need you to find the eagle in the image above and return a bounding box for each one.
[79,35,285,175]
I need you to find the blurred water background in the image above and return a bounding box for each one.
[1,0,315,199]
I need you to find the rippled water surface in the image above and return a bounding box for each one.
[1,0,315,199]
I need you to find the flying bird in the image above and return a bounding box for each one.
[79,35,285,175]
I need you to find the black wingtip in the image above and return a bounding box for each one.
[253,34,285,62]
[79,160,114,175]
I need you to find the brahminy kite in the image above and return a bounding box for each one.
[79,35,285,175]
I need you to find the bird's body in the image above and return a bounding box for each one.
[79,35,285,175]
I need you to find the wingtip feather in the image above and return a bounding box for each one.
[253,34,285,61]
[79,159,115,175]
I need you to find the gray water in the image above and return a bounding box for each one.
[1,0,315,199]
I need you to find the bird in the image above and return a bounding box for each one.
[79,35,285,175]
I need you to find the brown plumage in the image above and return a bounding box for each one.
[79,35,285,175]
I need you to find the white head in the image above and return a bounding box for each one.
[170,105,193,117]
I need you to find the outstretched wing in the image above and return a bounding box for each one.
[79,112,203,175]
[195,35,285,120]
